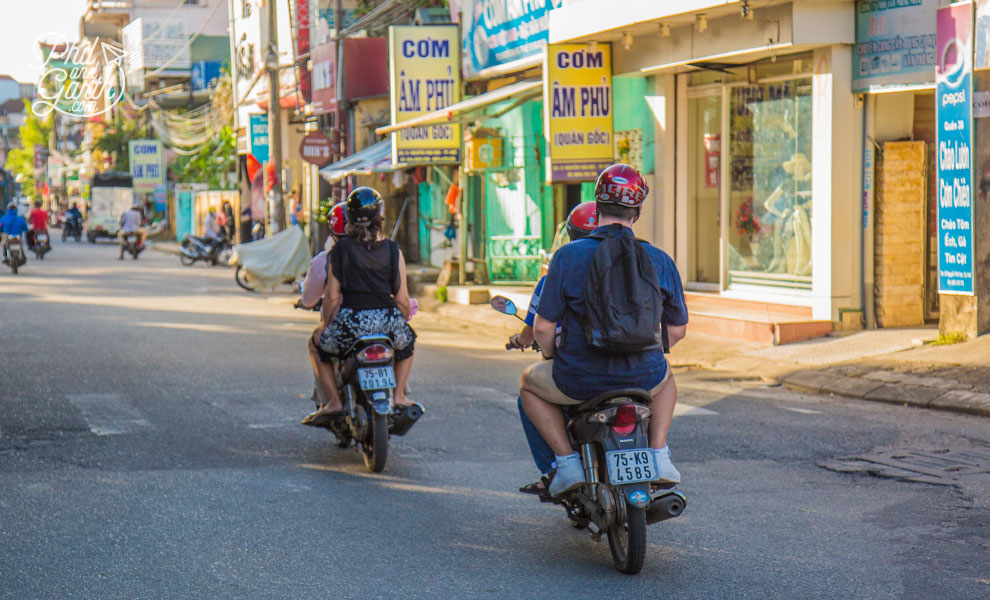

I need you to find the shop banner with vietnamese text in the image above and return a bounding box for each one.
[935,2,974,295]
[128,140,163,194]
[460,0,562,78]
[853,0,937,92]
[544,43,613,183]
[389,26,461,165]
[248,113,269,164]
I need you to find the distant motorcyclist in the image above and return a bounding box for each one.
[27,201,49,249]
[66,203,82,223]
[0,202,28,264]
[117,201,147,248]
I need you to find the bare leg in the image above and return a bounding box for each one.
[648,375,677,449]
[519,389,571,456]
[393,354,414,406]
[309,331,342,412]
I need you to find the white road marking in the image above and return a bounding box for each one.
[67,394,151,436]
[209,392,300,429]
[673,404,719,417]
[781,406,822,415]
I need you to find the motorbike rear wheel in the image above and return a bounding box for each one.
[234,265,256,292]
[10,256,19,274]
[361,412,389,472]
[608,505,648,575]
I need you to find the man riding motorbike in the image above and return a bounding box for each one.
[27,201,49,250]
[66,203,83,231]
[1,202,28,264]
[519,164,689,498]
[117,201,147,250]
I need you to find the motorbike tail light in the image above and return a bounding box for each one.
[589,403,651,435]
[614,404,638,427]
[357,344,392,364]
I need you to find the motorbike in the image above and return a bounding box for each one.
[32,230,51,260]
[62,215,83,242]
[491,295,686,574]
[119,232,144,260]
[179,234,231,267]
[5,235,26,274]
[304,334,424,472]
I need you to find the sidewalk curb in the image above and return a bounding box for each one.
[151,242,180,256]
[779,372,990,417]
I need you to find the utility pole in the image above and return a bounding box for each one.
[334,0,345,203]
[266,0,285,232]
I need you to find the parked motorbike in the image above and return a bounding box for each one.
[179,234,231,267]
[5,236,26,274]
[119,232,144,260]
[62,215,83,242]
[304,334,424,472]
[32,231,51,260]
[491,295,686,574]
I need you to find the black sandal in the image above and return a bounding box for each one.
[519,480,545,495]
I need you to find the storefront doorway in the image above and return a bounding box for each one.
[679,54,816,296]
[687,91,722,288]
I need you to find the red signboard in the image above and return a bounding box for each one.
[299,131,333,166]
[294,0,311,103]
[311,41,336,114]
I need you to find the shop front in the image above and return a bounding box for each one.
[550,1,861,342]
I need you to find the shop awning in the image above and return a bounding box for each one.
[375,79,542,135]
[319,139,399,184]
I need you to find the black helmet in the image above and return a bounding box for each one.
[345,186,383,226]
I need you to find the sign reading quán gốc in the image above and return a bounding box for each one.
[388,26,461,165]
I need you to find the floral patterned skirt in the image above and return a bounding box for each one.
[318,307,416,360]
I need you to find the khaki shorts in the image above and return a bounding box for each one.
[521,360,671,406]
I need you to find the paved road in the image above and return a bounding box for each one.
[1,237,988,599]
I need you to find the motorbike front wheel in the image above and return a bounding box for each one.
[179,253,196,267]
[61,229,68,242]
[234,265,256,292]
[608,505,648,575]
[361,412,389,472]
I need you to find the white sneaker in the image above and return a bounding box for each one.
[652,447,681,484]
[549,453,585,497]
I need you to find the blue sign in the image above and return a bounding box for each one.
[191,61,223,91]
[154,184,167,212]
[460,0,563,78]
[248,113,269,164]
[935,4,974,295]
[852,0,937,92]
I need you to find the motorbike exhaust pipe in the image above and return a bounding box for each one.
[389,402,424,436]
[646,491,686,525]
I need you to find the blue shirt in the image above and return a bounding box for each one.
[0,212,28,237]
[524,276,547,327]
[536,224,688,401]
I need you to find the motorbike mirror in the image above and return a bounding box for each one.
[490,295,518,316]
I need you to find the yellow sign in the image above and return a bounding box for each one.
[544,43,613,183]
[389,26,461,164]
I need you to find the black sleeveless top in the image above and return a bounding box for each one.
[329,236,401,310]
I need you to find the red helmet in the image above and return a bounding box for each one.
[566,202,597,241]
[594,163,648,208]
[328,201,346,236]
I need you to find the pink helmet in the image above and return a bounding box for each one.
[594,163,649,208]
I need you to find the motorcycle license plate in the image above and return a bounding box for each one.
[606,450,659,484]
[357,366,396,391]
[37,234,48,242]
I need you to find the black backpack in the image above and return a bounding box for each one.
[582,224,664,353]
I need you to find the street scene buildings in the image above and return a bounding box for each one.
[1,0,989,597]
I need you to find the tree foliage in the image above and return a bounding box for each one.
[93,115,146,173]
[168,125,237,189]
[5,100,52,199]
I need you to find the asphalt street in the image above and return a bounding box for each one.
[1,236,988,599]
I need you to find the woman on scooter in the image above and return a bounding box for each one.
[307,187,417,418]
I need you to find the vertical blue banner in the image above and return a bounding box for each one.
[935,3,974,295]
[248,113,270,164]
